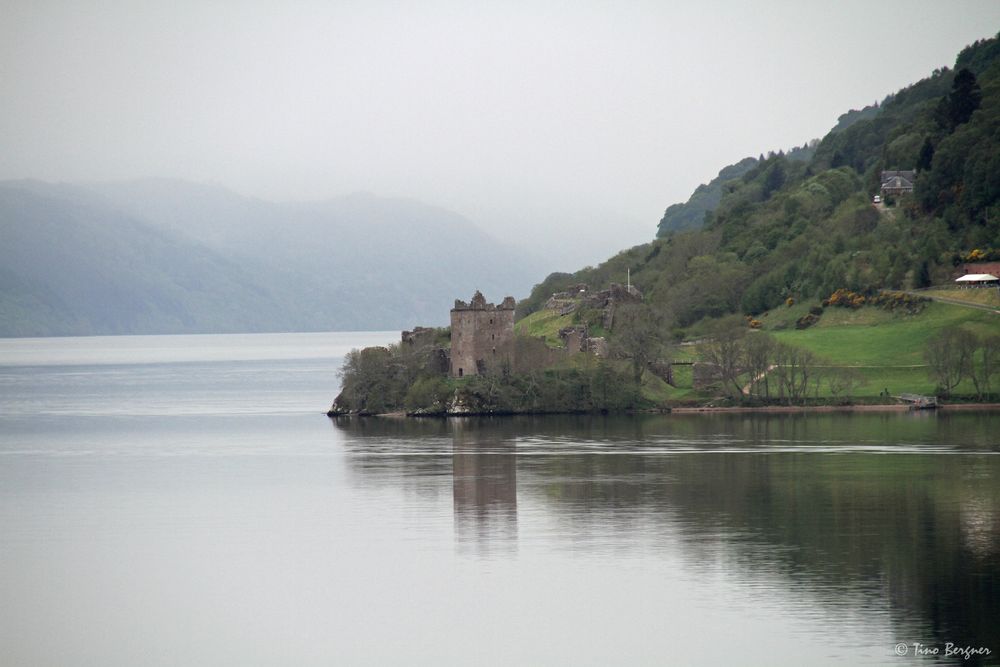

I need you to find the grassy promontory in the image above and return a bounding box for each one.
[330,297,998,417]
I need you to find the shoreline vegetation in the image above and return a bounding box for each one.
[328,297,999,419]
[328,403,1000,418]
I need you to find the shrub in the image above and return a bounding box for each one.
[868,290,929,315]
[824,288,866,308]
[962,248,1000,262]
[404,377,451,411]
[795,313,820,329]
[823,288,929,314]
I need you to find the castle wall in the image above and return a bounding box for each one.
[450,293,515,377]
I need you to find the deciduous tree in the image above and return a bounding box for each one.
[702,317,747,398]
[970,334,1000,400]
[612,305,671,386]
[925,329,977,397]
[741,332,775,399]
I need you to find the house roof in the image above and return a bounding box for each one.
[955,274,999,282]
[882,171,916,190]
[881,170,916,182]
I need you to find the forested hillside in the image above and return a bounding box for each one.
[656,158,759,235]
[525,33,1000,332]
[656,142,818,237]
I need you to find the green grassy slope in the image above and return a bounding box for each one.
[514,309,572,347]
[771,302,995,365]
[767,302,997,397]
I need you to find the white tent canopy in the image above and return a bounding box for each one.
[955,274,999,282]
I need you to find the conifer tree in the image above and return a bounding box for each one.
[916,137,935,171]
[936,67,982,130]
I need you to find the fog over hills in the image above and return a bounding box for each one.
[0,180,543,336]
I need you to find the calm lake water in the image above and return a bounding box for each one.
[1,332,998,666]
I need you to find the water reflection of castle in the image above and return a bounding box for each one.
[451,421,518,551]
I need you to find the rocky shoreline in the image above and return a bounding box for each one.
[327,403,1000,418]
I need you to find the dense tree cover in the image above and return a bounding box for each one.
[657,157,759,235]
[332,333,646,415]
[828,102,881,134]
[336,344,436,414]
[522,32,1000,335]
[656,142,820,237]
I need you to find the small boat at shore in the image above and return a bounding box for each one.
[898,393,938,410]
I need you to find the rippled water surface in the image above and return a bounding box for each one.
[1,333,998,666]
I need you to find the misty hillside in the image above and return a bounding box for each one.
[0,185,293,336]
[0,181,543,336]
[656,142,817,237]
[656,158,759,235]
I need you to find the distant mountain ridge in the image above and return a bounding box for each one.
[0,180,543,336]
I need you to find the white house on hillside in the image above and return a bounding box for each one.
[954,273,998,288]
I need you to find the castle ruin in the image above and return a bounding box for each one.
[450,291,515,377]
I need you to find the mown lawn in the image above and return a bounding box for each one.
[768,302,997,398]
[771,302,997,366]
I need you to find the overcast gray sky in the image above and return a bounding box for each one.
[3,1,999,267]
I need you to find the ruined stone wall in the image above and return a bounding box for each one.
[559,326,586,354]
[450,292,515,377]
[401,326,437,346]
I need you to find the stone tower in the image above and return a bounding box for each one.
[450,291,515,377]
